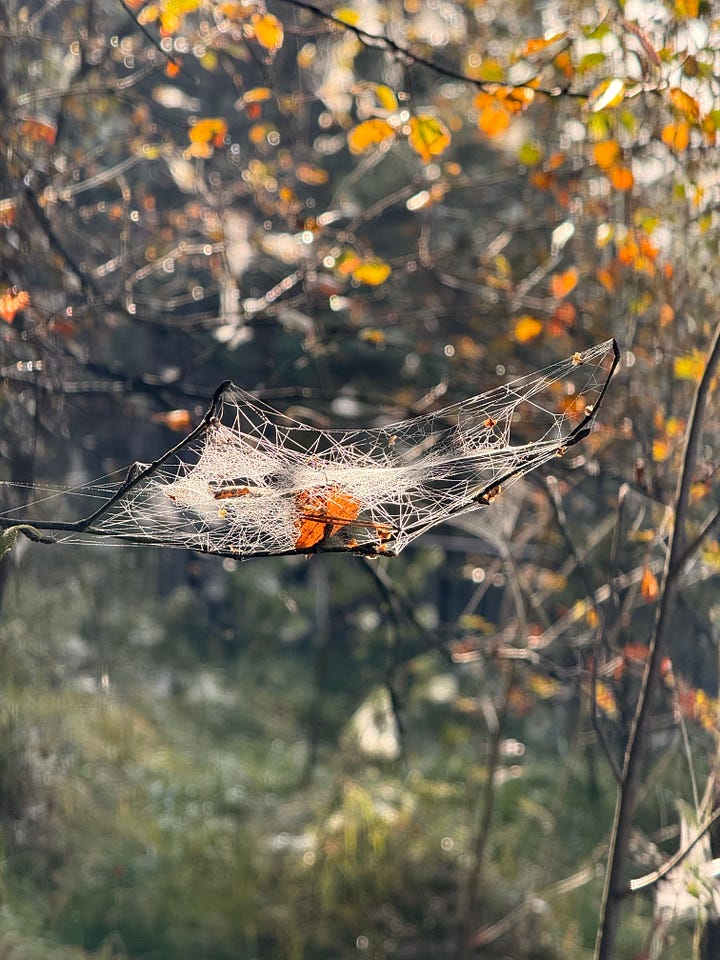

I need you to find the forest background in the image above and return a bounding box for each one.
[2,0,720,957]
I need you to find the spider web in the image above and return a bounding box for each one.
[29,338,617,559]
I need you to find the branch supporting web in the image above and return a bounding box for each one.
[7,340,619,558]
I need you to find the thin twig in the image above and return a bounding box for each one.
[628,806,720,893]
[595,321,720,960]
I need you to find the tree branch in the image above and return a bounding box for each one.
[595,320,720,960]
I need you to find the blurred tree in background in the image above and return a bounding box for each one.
[2,0,720,957]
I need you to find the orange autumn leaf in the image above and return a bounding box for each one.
[348,118,395,154]
[596,267,616,294]
[0,288,30,323]
[243,86,273,104]
[550,267,579,298]
[19,116,57,145]
[641,564,660,601]
[165,59,182,77]
[514,315,543,343]
[294,487,361,549]
[595,681,619,720]
[189,117,228,146]
[406,115,451,163]
[478,102,511,137]
[518,33,565,58]
[668,87,700,121]
[219,2,255,20]
[251,12,284,53]
[150,409,193,432]
[593,139,620,170]
[662,121,690,152]
[608,165,634,190]
[660,303,674,326]
[296,164,330,185]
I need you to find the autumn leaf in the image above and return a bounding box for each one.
[19,116,57,145]
[550,267,579,298]
[139,0,200,36]
[0,288,30,323]
[251,12,284,53]
[150,409,193,432]
[669,87,700,121]
[348,118,395,154]
[593,139,620,170]
[608,165,634,190]
[518,33,566,58]
[406,115,451,163]
[219,2,255,20]
[514,315,543,343]
[296,164,330,185]
[189,117,228,147]
[595,681,619,720]
[587,77,625,112]
[674,351,704,382]
[477,101,511,138]
[295,487,361,549]
[243,87,273,104]
[662,121,690,152]
[332,7,360,26]
[641,564,660,602]
[352,259,391,286]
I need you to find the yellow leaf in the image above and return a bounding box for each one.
[675,0,699,15]
[550,267,579,298]
[587,77,625,113]
[674,352,704,382]
[595,681,619,720]
[407,115,451,163]
[669,87,700,121]
[528,675,561,699]
[251,12,283,53]
[652,438,669,462]
[243,87,273,103]
[347,118,395,154]
[352,259,391,286]
[332,7,360,26]
[189,117,228,146]
[148,0,201,36]
[593,139,620,170]
[514,315,543,343]
[374,83,398,112]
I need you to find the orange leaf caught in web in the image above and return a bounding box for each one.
[19,116,57,145]
[294,487,361,549]
[0,288,30,323]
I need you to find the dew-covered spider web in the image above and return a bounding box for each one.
[3,340,618,559]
